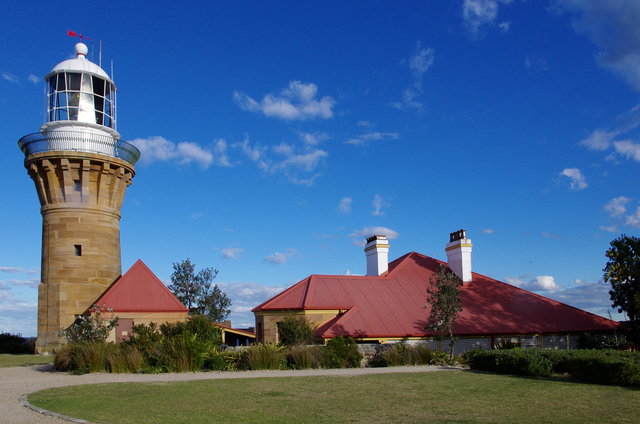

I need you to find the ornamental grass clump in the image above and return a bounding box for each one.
[54,342,142,374]
[241,343,286,370]
[286,344,323,369]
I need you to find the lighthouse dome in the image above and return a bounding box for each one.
[49,43,112,81]
[44,42,117,131]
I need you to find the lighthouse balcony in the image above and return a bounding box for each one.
[19,130,140,165]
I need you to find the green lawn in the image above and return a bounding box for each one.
[29,370,640,424]
[0,354,53,368]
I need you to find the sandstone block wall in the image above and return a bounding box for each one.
[25,151,135,353]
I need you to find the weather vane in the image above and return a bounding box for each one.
[66,30,91,40]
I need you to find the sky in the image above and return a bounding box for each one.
[1,0,639,336]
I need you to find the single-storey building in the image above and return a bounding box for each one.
[253,231,618,353]
[95,259,188,342]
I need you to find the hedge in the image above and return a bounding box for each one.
[466,349,640,386]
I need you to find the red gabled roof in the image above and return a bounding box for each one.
[96,259,188,313]
[253,252,618,338]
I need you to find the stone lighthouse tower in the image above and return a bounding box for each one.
[18,43,139,353]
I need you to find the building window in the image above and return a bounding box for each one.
[74,244,82,256]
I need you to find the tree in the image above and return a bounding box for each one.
[425,265,463,359]
[604,235,640,342]
[168,258,231,321]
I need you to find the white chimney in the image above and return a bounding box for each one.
[365,235,389,276]
[446,229,473,283]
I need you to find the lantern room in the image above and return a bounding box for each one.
[45,43,116,129]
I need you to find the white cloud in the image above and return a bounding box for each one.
[1,278,40,288]
[506,275,560,291]
[482,228,496,234]
[0,267,38,275]
[599,225,618,233]
[602,196,640,230]
[264,248,299,265]
[498,21,511,32]
[1,72,19,84]
[233,81,335,120]
[371,194,390,217]
[214,139,232,167]
[233,136,327,186]
[524,54,550,72]
[346,132,400,146]
[462,0,512,36]
[559,0,640,91]
[613,140,640,162]
[626,207,640,228]
[560,168,588,190]
[578,106,640,162]
[221,248,244,260]
[27,74,40,84]
[392,43,434,111]
[579,128,619,151]
[297,131,328,146]
[350,226,399,246]
[216,281,286,327]
[545,279,621,320]
[130,136,215,168]
[234,137,266,162]
[357,120,373,127]
[541,231,561,239]
[338,197,353,214]
[604,196,630,217]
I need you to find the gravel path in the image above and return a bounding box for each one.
[0,364,455,424]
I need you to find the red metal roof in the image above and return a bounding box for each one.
[96,259,188,313]
[253,252,618,338]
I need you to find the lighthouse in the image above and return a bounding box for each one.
[18,43,139,353]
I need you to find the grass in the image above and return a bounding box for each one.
[29,370,640,424]
[0,354,53,368]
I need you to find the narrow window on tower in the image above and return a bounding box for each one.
[74,244,82,256]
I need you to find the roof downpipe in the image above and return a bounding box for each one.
[365,235,389,276]
[446,229,473,283]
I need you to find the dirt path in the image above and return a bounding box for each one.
[0,364,455,423]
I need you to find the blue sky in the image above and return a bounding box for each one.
[1,0,639,335]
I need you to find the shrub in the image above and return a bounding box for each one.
[160,315,222,346]
[277,316,317,346]
[241,343,286,370]
[321,336,363,368]
[58,305,118,344]
[0,332,34,354]
[430,351,458,366]
[128,318,221,372]
[466,349,640,386]
[203,348,229,371]
[286,344,323,369]
[577,332,628,350]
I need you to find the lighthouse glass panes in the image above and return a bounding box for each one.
[47,72,116,128]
